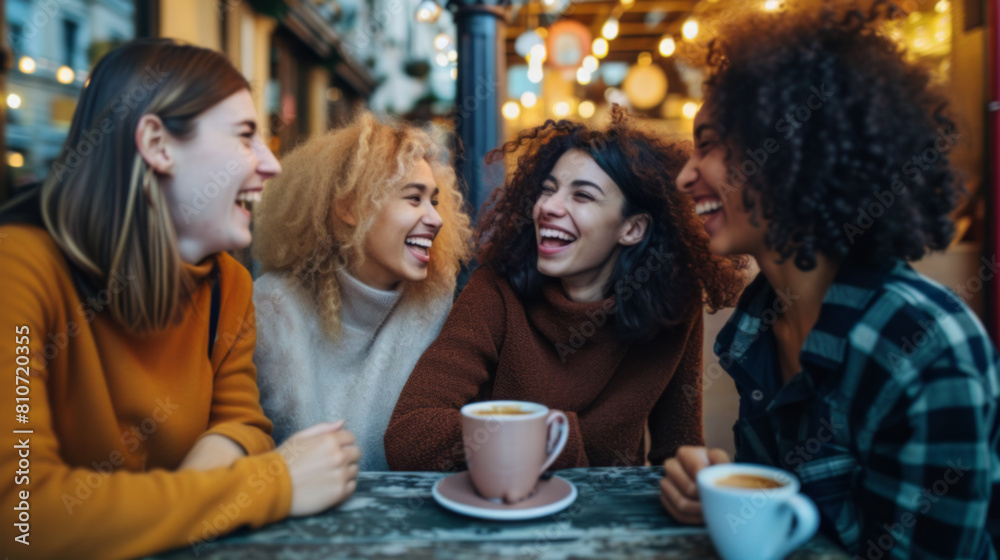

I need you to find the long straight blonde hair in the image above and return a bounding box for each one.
[38,39,250,332]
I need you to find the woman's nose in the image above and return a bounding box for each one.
[425,202,444,230]
[254,137,281,179]
[537,192,567,216]
[677,158,698,194]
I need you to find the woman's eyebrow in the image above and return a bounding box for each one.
[570,180,605,195]
[402,183,439,196]
[235,119,257,133]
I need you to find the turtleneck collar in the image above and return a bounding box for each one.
[526,277,621,348]
[183,255,217,284]
[335,268,404,333]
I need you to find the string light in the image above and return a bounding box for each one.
[583,55,599,73]
[521,92,537,108]
[528,65,544,83]
[434,33,451,51]
[658,37,676,56]
[592,38,609,58]
[56,66,75,84]
[578,101,596,118]
[18,56,36,74]
[529,44,547,64]
[682,18,699,40]
[415,0,442,23]
[682,101,700,119]
[6,94,22,109]
[602,17,619,40]
[502,101,521,120]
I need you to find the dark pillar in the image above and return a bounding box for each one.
[449,0,507,218]
[988,0,999,344]
[0,4,9,201]
[135,0,161,39]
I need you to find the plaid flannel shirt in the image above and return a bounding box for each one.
[716,259,1000,559]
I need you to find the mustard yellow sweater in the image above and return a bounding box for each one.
[0,225,291,559]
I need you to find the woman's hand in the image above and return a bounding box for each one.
[278,420,363,517]
[178,434,247,471]
[659,445,731,524]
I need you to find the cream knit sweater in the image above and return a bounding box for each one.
[253,269,451,471]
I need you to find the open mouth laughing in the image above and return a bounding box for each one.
[537,226,578,256]
[235,189,262,215]
[405,235,433,264]
[694,197,723,218]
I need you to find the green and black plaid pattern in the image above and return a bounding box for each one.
[716,260,999,560]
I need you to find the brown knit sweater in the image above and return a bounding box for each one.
[384,267,704,471]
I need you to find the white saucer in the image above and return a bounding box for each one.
[432,471,577,521]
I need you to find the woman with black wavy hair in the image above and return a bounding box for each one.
[660,4,999,558]
[384,107,745,471]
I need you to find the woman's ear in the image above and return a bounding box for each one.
[135,114,174,175]
[618,213,650,247]
[333,199,358,227]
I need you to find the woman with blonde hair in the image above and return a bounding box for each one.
[252,112,472,471]
[0,39,360,559]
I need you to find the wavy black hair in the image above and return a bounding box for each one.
[704,2,960,270]
[478,106,746,343]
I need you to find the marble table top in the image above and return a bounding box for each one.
[151,467,850,559]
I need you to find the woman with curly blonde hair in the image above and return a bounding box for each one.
[252,112,472,470]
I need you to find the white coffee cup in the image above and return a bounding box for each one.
[697,464,819,560]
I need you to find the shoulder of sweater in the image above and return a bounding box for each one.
[253,270,310,308]
[462,265,513,301]
[252,271,314,336]
[0,223,66,267]
[215,252,253,315]
[397,288,454,325]
[0,224,72,293]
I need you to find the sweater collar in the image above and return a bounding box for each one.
[527,278,621,348]
[183,255,217,283]
[335,268,404,332]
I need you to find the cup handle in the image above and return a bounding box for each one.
[771,493,820,559]
[539,411,569,474]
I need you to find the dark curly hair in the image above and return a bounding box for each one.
[703,1,960,270]
[478,106,747,343]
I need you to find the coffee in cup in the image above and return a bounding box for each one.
[461,400,569,504]
[697,464,819,560]
[714,474,785,490]
[471,405,532,416]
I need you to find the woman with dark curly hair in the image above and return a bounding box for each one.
[660,4,999,558]
[384,107,745,471]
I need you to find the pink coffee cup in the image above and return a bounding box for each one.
[460,400,570,504]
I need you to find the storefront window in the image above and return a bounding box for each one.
[5,0,135,188]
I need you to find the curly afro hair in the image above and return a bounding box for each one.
[478,106,747,343]
[704,1,961,270]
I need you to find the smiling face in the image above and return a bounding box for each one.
[532,149,648,300]
[352,158,444,291]
[676,106,766,258]
[159,89,280,262]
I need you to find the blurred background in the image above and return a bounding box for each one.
[0,0,996,457]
